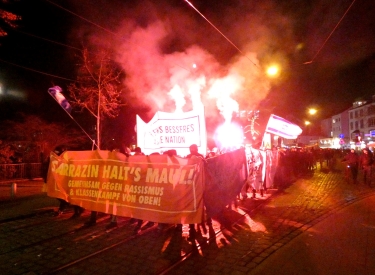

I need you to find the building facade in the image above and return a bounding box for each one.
[348,97,375,147]
[274,97,375,149]
[305,96,375,149]
[331,109,350,148]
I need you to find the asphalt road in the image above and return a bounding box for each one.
[250,194,375,275]
[1,163,375,274]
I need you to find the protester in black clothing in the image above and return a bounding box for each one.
[110,146,150,232]
[185,144,205,241]
[45,146,70,216]
[186,144,204,159]
[105,148,131,229]
[87,147,133,228]
[45,146,85,218]
[70,205,84,219]
[342,149,359,184]
[134,146,144,155]
[131,147,151,232]
[84,210,98,227]
[42,153,66,216]
[359,148,373,186]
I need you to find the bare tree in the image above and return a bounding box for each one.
[0,114,88,163]
[0,140,14,164]
[67,49,125,149]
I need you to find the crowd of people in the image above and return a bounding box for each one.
[342,147,374,185]
[271,147,336,188]
[270,146,375,188]
[44,143,375,242]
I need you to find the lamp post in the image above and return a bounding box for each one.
[305,121,311,135]
[306,108,318,135]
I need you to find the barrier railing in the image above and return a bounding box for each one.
[0,163,43,181]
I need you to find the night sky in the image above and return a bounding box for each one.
[0,0,374,144]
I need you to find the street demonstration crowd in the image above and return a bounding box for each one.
[273,146,375,187]
[46,145,374,241]
[272,147,337,188]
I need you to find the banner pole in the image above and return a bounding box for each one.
[47,91,99,150]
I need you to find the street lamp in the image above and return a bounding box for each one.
[266,65,280,78]
[305,120,311,135]
[308,108,317,116]
[306,108,319,136]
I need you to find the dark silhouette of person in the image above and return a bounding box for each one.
[359,148,373,186]
[185,144,204,241]
[48,146,70,216]
[342,149,359,184]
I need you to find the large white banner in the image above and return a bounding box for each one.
[136,107,207,157]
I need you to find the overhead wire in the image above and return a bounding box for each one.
[44,0,123,39]
[304,0,357,64]
[0,1,119,82]
[184,0,258,67]
[4,0,265,82]
[0,24,84,81]
[43,0,194,74]
[0,57,76,81]
[12,28,83,52]
[2,0,360,79]
[1,0,196,81]
[4,0,193,81]
[0,24,83,80]
[8,26,114,59]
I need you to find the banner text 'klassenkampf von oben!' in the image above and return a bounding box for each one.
[47,151,204,224]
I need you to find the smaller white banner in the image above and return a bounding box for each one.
[137,107,207,157]
[265,114,302,139]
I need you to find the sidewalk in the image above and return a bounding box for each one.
[0,179,59,221]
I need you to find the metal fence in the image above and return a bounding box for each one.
[0,163,43,181]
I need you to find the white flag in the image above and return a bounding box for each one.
[265,114,302,139]
[48,86,72,114]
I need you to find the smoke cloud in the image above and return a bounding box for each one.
[69,0,375,125]
[69,0,292,125]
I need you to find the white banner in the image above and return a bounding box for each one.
[136,107,207,157]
